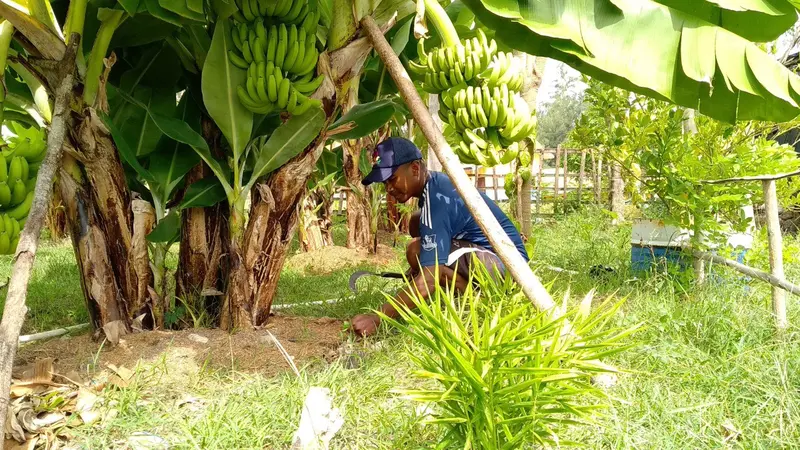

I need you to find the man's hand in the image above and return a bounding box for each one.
[351,313,381,337]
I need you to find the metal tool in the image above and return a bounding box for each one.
[348,270,405,293]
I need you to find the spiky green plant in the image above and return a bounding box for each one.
[380,263,641,449]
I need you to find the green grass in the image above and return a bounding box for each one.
[7,207,800,448]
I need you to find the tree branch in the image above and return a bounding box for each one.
[0,34,77,450]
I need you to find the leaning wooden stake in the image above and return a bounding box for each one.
[0,37,77,447]
[762,179,787,330]
[361,16,556,312]
[690,249,800,296]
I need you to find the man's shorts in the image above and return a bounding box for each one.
[446,240,506,281]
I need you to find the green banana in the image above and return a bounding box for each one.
[284,41,299,71]
[242,41,253,63]
[0,232,9,255]
[284,0,304,22]
[241,0,255,21]
[6,191,32,220]
[293,74,324,94]
[10,217,18,238]
[286,89,298,113]
[276,0,293,18]
[19,157,28,182]
[277,77,290,108]
[267,74,279,102]
[267,25,278,62]
[257,0,268,16]
[276,24,287,67]
[2,215,11,234]
[292,94,321,115]
[10,179,25,205]
[500,143,520,164]
[232,28,243,52]
[266,0,278,16]
[0,182,10,207]
[8,157,21,183]
[0,154,7,183]
[256,76,269,102]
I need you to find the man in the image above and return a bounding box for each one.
[351,137,529,337]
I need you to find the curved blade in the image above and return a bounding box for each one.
[348,271,372,293]
[348,270,405,293]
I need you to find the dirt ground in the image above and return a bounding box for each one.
[286,244,398,274]
[15,315,347,383]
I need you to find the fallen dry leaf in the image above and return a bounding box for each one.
[188,334,209,344]
[106,364,134,382]
[126,431,168,450]
[5,436,37,450]
[32,412,65,429]
[721,418,741,443]
[102,321,127,346]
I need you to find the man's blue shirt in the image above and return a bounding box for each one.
[418,171,529,267]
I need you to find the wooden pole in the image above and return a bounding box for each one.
[578,150,586,208]
[535,150,543,217]
[0,37,77,446]
[690,249,800,297]
[562,148,569,211]
[553,147,561,214]
[362,16,556,312]
[762,179,787,330]
[492,166,498,201]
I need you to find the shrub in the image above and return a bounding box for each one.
[380,264,641,449]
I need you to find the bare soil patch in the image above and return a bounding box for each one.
[15,315,346,383]
[286,244,397,274]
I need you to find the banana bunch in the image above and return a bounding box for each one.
[237,60,323,114]
[0,154,36,216]
[0,213,22,255]
[232,0,320,28]
[477,52,524,92]
[407,29,497,93]
[450,128,520,166]
[228,0,323,116]
[0,124,41,255]
[229,22,318,75]
[411,29,535,168]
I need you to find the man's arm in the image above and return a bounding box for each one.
[351,265,461,336]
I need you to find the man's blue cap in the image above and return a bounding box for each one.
[361,137,423,185]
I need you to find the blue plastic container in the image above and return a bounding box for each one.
[631,244,689,273]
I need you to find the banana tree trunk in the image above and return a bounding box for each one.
[342,139,373,250]
[59,109,153,330]
[299,192,328,252]
[514,53,547,237]
[46,188,67,239]
[222,138,328,329]
[175,120,230,315]
[175,164,230,309]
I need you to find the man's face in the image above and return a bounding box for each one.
[384,162,418,203]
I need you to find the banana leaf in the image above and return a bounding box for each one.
[462,0,800,123]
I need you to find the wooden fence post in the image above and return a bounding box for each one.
[553,147,561,215]
[536,150,543,216]
[762,179,787,331]
[578,150,586,208]
[562,149,569,211]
